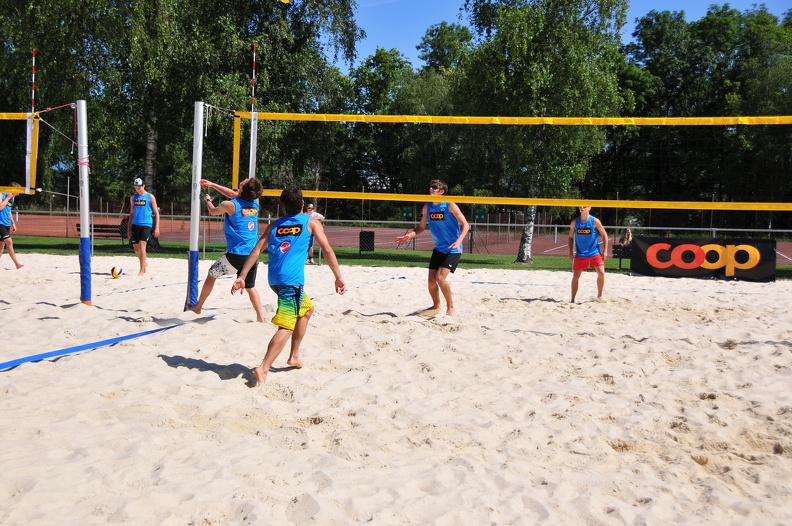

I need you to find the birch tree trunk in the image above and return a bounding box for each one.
[515,205,536,264]
[144,109,158,190]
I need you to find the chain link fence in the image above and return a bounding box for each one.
[6,210,791,279]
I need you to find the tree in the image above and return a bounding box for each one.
[417,22,474,71]
[613,6,792,229]
[613,9,729,227]
[0,0,362,213]
[725,7,792,228]
[457,0,628,262]
[285,65,356,215]
[348,48,415,196]
[392,68,458,194]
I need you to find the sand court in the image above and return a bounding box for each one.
[1,254,790,524]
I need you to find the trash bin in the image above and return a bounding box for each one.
[359,231,375,253]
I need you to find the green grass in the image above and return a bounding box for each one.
[328,246,624,271]
[13,235,192,258]
[10,236,582,268]
[12,235,790,279]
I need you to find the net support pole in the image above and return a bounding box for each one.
[25,115,34,192]
[76,100,92,305]
[248,112,258,179]
[185,101,204,310]
[248,44,257,180]
[232,115,241,185]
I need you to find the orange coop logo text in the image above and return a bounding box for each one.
[276,225,302,236]
[646,243,761,277]
[429,212,445,221]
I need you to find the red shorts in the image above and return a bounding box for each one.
[573,254,604,271]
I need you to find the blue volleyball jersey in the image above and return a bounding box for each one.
[131,192,154,227]
[574,215,601,257]
[427,202,462,254]
[224,197,259,256]
[0,193,13,226]
[268,213,311,286]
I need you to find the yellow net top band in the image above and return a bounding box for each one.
[235,112,792,126]
[258,190,792,212]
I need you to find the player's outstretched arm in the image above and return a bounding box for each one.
[201,179,237,199]
[447,202,470,251]
[232,226,270,295]
[205,195,234,217]
[396,203,429,248]
[310,218,346,294]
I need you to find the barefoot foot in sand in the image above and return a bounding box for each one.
[287,358,303,369]
[253,364,268,385]
[419,306,441,318]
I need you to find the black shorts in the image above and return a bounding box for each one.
[428,249,461,272]
[227,253,259,289]
[0,224,10,240]
[131,224,152,244]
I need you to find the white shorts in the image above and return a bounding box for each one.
[208,254,236,278]
[208,253,259,289]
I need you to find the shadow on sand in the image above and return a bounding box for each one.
[159,354,257,387]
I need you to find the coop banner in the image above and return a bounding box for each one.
[630,237,776,282]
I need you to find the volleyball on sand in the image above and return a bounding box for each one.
[111,267,123,278]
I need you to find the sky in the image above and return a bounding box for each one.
[342,0,790,71]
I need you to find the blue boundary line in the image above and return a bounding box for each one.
[0,316,216,372]
[1,274,409,371]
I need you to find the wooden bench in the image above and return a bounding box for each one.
[77,221,161,252]
[77,222,126,243]
[612,244,632,269]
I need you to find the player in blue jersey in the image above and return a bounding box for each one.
[188,177,266,322]
[0,182,24,269]
[127,178,160,275]
[395,179,470,317]
[302,202,324,265]
[568,206,609,302]
[232,185,346,386]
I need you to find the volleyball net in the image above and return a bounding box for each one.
[180,105,792,303]
[228,110,792,212]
